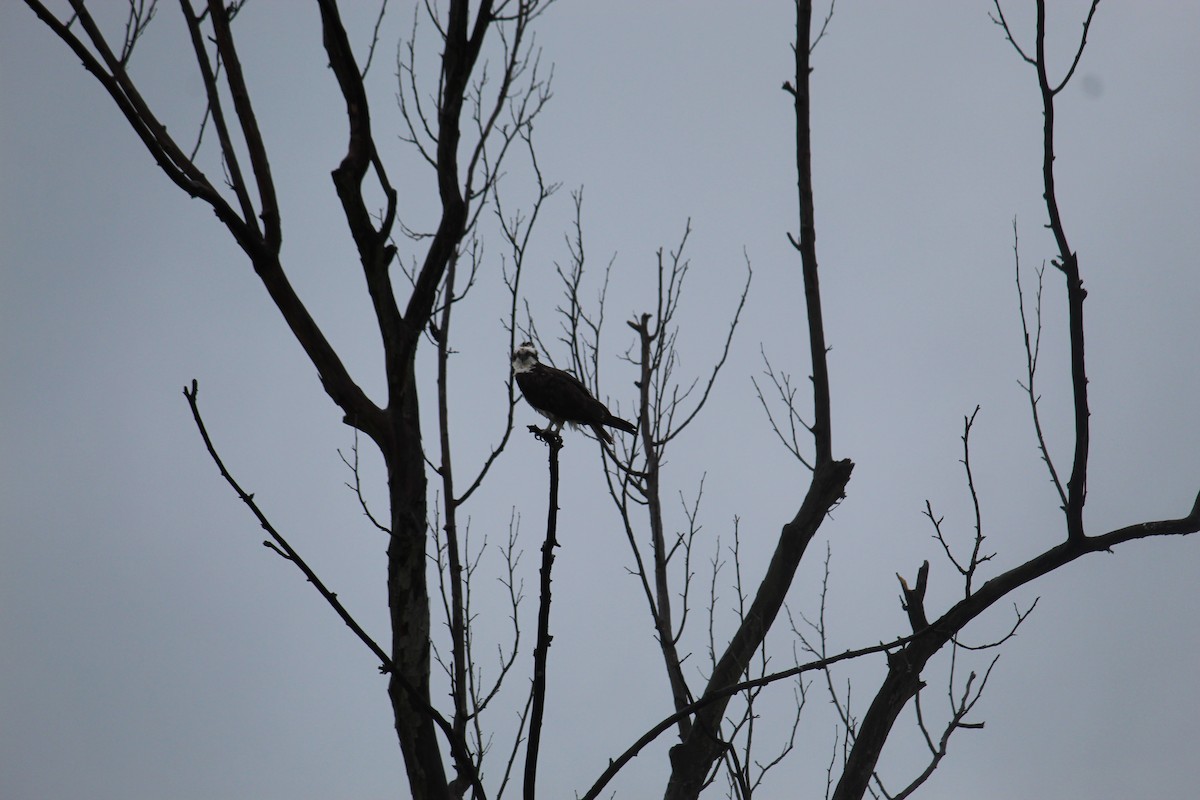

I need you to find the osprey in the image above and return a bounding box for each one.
[511,341,636,443]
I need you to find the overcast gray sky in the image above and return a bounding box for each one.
[3,2,1199,799]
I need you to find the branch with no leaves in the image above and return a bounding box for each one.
[338,431,390,534]
[993,0,1102,542]
[923,407,997,599]
[831,490,1200,800]
[580,625,924,800]
[24,0,246,234]
[790,545,871,784]
[182,379,391,671]
[119,0,157,66]
[1012,221,1068,509]
[712,523,809,797]
[991,0,1100,94]
[184,379,489,799]
[586,216,751,739]
[883,658,998,800]
[753,344,816,470]
[524,432,562,800]
[360,0,390,79]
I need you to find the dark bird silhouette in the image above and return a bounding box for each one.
[511,341,636,443]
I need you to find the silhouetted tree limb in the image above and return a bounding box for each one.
[831,490,1200,800]
[26,3,552,797]
[186,375,485,799]
[884,659,997,800]
[662,3,851,795]
[665,458,852,799]
[523,431,562,800]
[581,628,928,800]
[924,408,996,598]
[829,6,1118,795]
[117,0,157,65]
[338,432,391,534]
[1012,222,1067,507]
[360,0,389,78]
[753,345,816,470]
[993,0,1099,543]
[790,0,835,470]
[183,379,391,672]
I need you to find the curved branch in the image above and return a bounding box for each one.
[832,492,1200,800]
[1051,0,1101,95]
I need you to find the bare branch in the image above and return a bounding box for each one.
[523,434,563,800]
[1030,0,1093,542]
[1052,0,1101,95]
[752,345,815,470]
[582,627,924,800]
[989,1,1036,65]
[119,0,158,66]
[831,491,1200,800]
[808,0,836,54]
[658,252,752,446]
[790,0,835,469]
[183,379,391,671]
[338,431,391,534]
[361,0,389,78]
[1013,221,1068,508]
[889,659,1000,800]
[205,0,280,253]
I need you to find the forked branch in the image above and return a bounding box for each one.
[994,0,1099,541]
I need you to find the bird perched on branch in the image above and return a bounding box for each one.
[511,341,637,443]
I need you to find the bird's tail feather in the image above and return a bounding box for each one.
[606,415,637,435]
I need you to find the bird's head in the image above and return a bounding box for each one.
[511,341,540,374]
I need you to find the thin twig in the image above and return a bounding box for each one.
[360,0,389,78]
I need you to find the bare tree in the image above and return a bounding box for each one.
[19,1,1198,799]
[23,1,552,797]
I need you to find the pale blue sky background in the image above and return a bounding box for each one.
[3,2,1199,799]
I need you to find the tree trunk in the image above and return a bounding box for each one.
[386,364,450,800]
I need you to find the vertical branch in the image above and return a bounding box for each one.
[787,0,833,468]
[1013,222,1068,508]
[404,0,496,340]
[524,434,562,800]
[628,310,695,739]
[1032,0,1096,541]
[828,10,1103,796]
[434,251,473,784]
[315,0,405,387]
[663,5,853,798]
